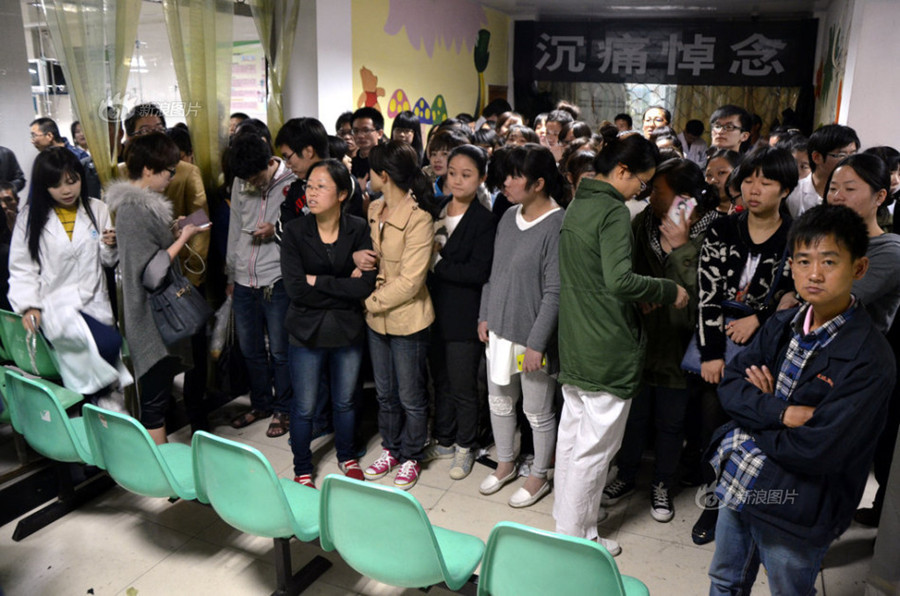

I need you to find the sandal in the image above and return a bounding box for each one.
[230,408,272,429]
[266,412,290,438]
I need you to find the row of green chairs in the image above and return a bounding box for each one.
[0,309,61,379]
[3,369,114,541]
[9,369,649,595]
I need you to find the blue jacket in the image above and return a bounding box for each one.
[714,306,895,546]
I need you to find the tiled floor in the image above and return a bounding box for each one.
[0,394,883,595]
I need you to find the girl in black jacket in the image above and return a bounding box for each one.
[425,145,496,479]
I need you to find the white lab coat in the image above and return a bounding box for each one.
[8,199,132,393]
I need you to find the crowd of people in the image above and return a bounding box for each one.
[2,96,899,594]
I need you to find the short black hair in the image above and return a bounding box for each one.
[275,117,329,159]
[351,107,384,131]
[30,117,61,141]
[684,119,704,136]
[229,133,273,180]
[124,103,167,136]
[709,105,751,132]
[614,113,633,128]
[233,118,272,146]
[789,204,869,261]
[166,126,193,157]
[124,132,180,180]
[335,111,354,132]
[733,146,799,195]
[547,109,574,125]
[807,124,860,173]
[327,135,348,162]
[481,98,512,118]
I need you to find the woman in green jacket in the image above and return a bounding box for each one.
[601,158,722,524]
[553,134,689,557]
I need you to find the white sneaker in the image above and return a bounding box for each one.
[596,536,622,557]
[449,447,475,480]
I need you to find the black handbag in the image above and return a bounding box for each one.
[149,260,213,346]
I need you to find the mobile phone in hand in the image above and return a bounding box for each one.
[178,209,210,229]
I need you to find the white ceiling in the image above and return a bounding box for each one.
[479,0,830,19]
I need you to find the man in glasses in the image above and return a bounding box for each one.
[785,124,860,218]
[708,105,752,154]
[30,116,100,201]
[349,106,384,181]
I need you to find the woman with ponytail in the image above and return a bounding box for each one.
[603,158,722,524]
[477,143,566,509]
[553,135,689,556]
[356,140,435,490]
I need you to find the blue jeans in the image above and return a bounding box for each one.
[232,281,291,414]
[709,507,829,595]
[368,328,428,462]
[288,342,362,476]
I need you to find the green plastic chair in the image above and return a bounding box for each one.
[0,310,61,379]
[82,404,196,501]
[1,367,83,433]
[3,369,113,541]
[191,431,331,595]
[477,522,650,596]
[319,474,484,591]
[4,369,91,464]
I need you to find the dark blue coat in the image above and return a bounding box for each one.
[715,305,895,546]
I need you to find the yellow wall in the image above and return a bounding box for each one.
[351,0,509,136]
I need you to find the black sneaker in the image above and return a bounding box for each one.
[601,477,635,506]
[650,482,674,522]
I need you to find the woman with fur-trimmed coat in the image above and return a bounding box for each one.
[105,132,209,444]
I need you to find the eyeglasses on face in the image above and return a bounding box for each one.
[711,123,743,133]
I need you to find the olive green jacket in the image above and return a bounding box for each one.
[631,209,705,389]
[558,179,677,398]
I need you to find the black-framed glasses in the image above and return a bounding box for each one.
[282,150,296,162]
[352,127,377,135]
[827,151,855,160]
[711,123,743,133]
[165,166,177,178]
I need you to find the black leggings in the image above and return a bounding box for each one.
[139,357,178,429]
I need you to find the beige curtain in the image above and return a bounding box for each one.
[41,0,142,186]
[673,86,801,143]
[249,0,301,137]
[162,0,233,189]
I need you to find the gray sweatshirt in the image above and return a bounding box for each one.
[854,233,900,334]
[226,160,295,287]
[479,205,562,353]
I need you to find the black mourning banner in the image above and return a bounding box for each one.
[515,19,818,87]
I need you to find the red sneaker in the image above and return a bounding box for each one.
[293,474,315,488]
[338,459,365,481]
[364,450,399,480]
[393,460,420,490]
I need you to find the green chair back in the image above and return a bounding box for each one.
[82,404,196,501]
[0,310,61,378]
[1,367,82,433]
[4,369,92,464]
[319,474,484,591]
[191,431,319,541]
[477,521,650,596]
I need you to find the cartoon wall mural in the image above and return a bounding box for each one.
[383,0,488,58]
[352,0,508,133]
[474,29,490,117]
[357,66,386,110]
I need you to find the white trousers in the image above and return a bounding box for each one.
[553,384,632,540]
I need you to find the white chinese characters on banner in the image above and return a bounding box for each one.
[535,33,586,73]
[662,33,716,76]
[729,34,787,76]
[595,33,651,75]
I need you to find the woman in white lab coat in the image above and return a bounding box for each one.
[8,147,131,395]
